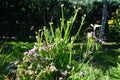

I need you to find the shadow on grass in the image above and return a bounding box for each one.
[95,43,120,70]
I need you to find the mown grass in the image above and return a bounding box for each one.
[0,41,120,79]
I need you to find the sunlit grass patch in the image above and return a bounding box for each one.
[0,41,34,76]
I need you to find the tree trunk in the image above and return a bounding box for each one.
[100,0,107,39]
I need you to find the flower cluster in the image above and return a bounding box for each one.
[87,31,104,44]
[40,42,54,52]
[35,62,57,80]
[24,46,39,57]
[39,62,57,74]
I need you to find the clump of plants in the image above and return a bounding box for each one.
[5,4,105,80]
[108,9,120,42]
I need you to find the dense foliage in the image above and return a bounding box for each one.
[0,0,120,41]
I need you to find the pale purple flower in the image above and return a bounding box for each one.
[31,47,38,52]
[28,47,38,55]
[97,39,104,44]
[92,34,97,39]
[24,52,29,55]
[87,31,98,40]
[24,47,38,56]
[80,71,85,76]
[87,32,93,38]
[29,49,35,54]
[28,50,34,55]
[33,53,39,57]
[38,58,43,61]
[29,58,36,61]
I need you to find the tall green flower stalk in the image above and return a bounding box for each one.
[68,27,102,80]
[69,15,86,64]
[39,4,86,65]
[16,4,86,80]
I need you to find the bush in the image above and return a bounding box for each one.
[3,4,104,80]
[108,9,120,42]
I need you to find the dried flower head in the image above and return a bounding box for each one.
[61,4,64,7]
[60,70,68,77]
[66,65,71,69]
[49,65,57,72]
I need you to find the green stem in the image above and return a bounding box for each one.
[69,41,73,65]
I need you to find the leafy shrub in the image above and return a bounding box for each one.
[11,4,103,80]
[108,9,120,42]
